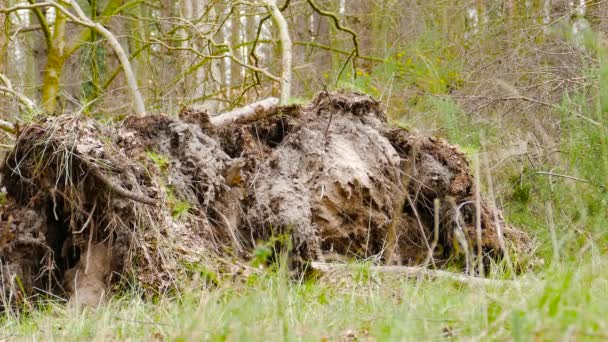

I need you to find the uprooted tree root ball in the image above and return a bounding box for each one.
[0,91,530,308]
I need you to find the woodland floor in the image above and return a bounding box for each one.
[0,92,605,341]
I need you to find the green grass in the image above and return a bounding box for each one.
[2,260,607,340]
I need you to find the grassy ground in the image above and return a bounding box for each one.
[2,260,607,340]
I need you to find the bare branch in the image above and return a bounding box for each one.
[0,73,39,114]
[210,97,279,127]
[27,0,52,48]
[260,0,292,104]
[41,0,147,116]
[0,2,53,14]
[305,0,360,58]
[0,87,37,112]
[149,38,281,82]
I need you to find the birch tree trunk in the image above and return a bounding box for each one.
[261,0,292,104]
[0,4,6,79]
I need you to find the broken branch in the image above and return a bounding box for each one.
[210,97,280,127]
[310,262,515,287]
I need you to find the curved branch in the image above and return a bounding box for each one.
[0,2,53,14]
[36,0,146,115]
[27,0,52,48]
[0,86,37,112]
[90,167,157,206]
[305,0,360,59]
[149,38,281,82]
[0,73,39,114]
[250,0,290,67]
[60,0,146,115]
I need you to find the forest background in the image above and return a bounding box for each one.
[0,0,607,340]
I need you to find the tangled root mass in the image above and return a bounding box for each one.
[0,91,529,307]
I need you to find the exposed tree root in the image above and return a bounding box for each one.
[89,167,157,206]
[0,91,531,309]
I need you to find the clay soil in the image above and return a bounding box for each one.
[0,91,529,308]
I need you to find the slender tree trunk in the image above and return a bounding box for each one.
[262,0,292,104]
[41,10,66,113]
[230,3,242,94]
[0,6,6,78]
[179,0,193,98]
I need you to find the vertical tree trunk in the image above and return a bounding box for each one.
[262,0,292,104]
[0,4,6,77]
[230,4,243,96]
[41,11,67,113]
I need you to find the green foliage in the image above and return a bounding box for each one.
[167,193,191,221]
[145,150,170,172]
[144,152,190,220]
[389,36,463,95]
[2,261,607,340]
[251,233,292,268]
[285,96,309,105]
[252,244,273,267]
[503,60,607,261]
[0,189,7,206]
[334,31,462,99]
[183,262,220,286]
[162,185,192,221]
[416,95,488,150]
[3,3,607,341]
[509,178,532,205]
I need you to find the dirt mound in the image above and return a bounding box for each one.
[0,91,529,308]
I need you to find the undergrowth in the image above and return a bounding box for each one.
[1,260,606,340]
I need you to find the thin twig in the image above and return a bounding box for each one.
[424,198,440,268]
[305,0,359,59]
[473,154,484,277]
[73,200,97,234]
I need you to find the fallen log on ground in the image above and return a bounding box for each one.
[210,97,279,127]
[310,262,516,287]
[0,90,530,308]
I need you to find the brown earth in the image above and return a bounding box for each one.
[0,91,529,308]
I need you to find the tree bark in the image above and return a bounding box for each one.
[41,9,66,113]
[261,0,292,105]
[210,97,279,127]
